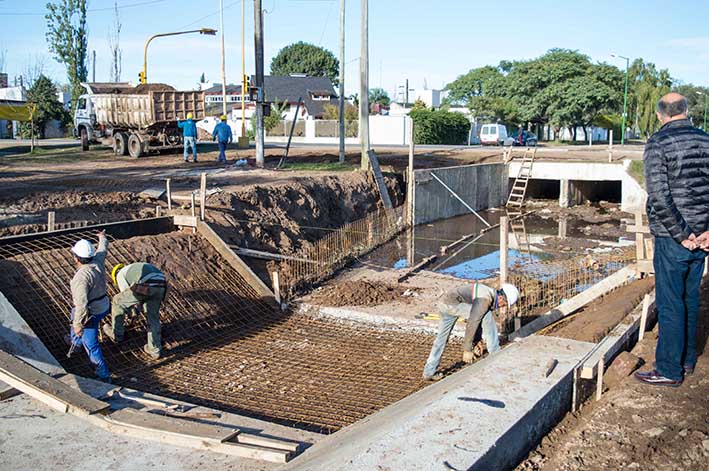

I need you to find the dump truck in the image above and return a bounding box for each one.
[73,82,206,158]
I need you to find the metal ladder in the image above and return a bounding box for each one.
[508,211,533,260]
[506,146,537,209]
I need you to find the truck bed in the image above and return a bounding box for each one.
[92,91,205,129]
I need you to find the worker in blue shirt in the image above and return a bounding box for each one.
[212,115,232,163]
[177,112,198,163]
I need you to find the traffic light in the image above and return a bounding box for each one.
[138,71,146,84]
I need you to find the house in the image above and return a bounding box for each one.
[0,85,27,139]
[201,83,253,113]
[260,75,339,120]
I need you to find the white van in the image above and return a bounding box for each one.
[480,123,512,146]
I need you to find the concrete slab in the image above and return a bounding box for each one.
[285,335,595,471]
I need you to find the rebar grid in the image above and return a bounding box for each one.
[0,229,459,433]
[276,206,405,298]
[504,249,635,333]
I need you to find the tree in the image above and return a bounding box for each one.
[270,42,339,85]
[410,108,469,145]
[369,88,390,107]
[675,84,709,129]
[108,0,121,82]
[22,74,69,139]
[45,0,88,107]
[445,65,504,105]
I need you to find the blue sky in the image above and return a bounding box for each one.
[1,0,708,97]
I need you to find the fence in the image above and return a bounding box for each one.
[502,248,636,334]
[276,206,405,298]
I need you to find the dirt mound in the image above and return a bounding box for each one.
[132,83,176,93]
[309,279,417,307]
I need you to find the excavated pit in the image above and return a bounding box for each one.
[0,229,460,434]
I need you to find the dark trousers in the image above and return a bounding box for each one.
[653,237,706,380]
[218,141,227,162]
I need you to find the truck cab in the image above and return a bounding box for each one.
[73,94,97,150]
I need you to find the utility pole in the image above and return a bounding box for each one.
[612,53,630,145]
[240,0,247,145]
[219,0,227,116]
[92,50,96,82]
[254,0,265,167]
[405,78,409,105]
[359,0,370,170]
[338,0,346,164]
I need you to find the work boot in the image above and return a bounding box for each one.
[634,369,683,388]
[143,344,161,360]
[423,372,444,382]
[102,324,121,344]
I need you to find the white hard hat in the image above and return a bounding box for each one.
[501,283,519,306]
[71,239,95,259]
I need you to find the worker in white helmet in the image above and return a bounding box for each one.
[423,282,519,381]
[68,230,110,380]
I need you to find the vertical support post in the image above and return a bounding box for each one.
[635,212,644,278]
[219,0,227,117]
[499,216,508,285]
[595,357,604,401]
[704,257,708,277]
[190,193,196,218]
[571,367,579,412]
[253,0,265,168]
[338,0,346,164]
[639,294,650,342]
[559,179,570,208]
[407,118,415,227]
[608,129,613,162]
[166,178,172,211]
[47,211,55,232]
[558,216,568,238]
[272,272,281,305]
[200,172,207,221]
[406,225,415,268]
[359,0,370,170]
[589,128,593,146]
[155,206,161,217]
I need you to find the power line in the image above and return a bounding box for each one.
[0,0,166,16]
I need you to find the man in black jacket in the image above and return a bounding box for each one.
[635,92,709,387]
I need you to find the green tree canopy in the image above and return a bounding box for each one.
[24,74,69,138]
[45,0,88,107]
[674,83,709,130]
[369,88,390,107]
[270,42,339,85]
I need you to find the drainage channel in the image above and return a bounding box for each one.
[0,226,462,434]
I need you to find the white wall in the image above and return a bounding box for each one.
[0,86,26,101]
[264,115,413,146]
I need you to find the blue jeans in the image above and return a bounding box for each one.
[423,304,500,379]
[70,308,110,379]
[218,141,228,162]
[183,136,197,161]
[654,237,706,380]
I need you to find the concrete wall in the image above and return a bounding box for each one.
[414,163,508,225]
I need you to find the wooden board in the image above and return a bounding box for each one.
[0,350,109,416]
[637,259,654,274]
[367,150,393,210]
[173,215,198,228]
[625,224,651,234]
[105,408,239,442]
[509,265,636,340]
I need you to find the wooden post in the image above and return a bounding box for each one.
[635,212,644,277]
[704,257,708,277]
[166,178,172,211]
[595,357,604,401]
[499,216,508,284]
[608,129,613,162]
[571,367,579,412]
[155,206,161,217]
[639,294,650,342]
[271,272,281,305]
[407,118,415,227]
[190,193,196,218]
[47,211,55,232]
[200,172,207,221]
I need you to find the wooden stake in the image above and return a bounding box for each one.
[571,367,579,412]
[155,206,161,217]
[595,357,604,401]
[166,178,172,211]
[704,257,708,277]
[272,272,281,304]
[190,193,196,218]
[639,294,650,341]
[407,118,415,227]
[499,216,508,284]
[635,212,644,277]
[200,172,207,221]
[47,211,55,232]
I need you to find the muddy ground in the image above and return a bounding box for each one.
[516,281,709,471]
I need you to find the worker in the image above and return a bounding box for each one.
[422,282,519,381]
[102,262,167,360]
[68,230,111,380]
[212,115,232,163]
[177,112,198,163]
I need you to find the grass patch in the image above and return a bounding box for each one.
[281,162,358,172]
[628,160,645,188]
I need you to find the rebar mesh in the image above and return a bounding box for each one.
[0,228,459,434]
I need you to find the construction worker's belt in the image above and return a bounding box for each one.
[87,293,109,304]
[130,273,167,297]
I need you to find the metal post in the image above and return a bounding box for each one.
[219,0,227,117]
[704,94,707,132]
[47,211,55,232]
[499,216,508,285]
[240,0,247,145]
[608,129,613,162]
[92,50,96,82]
[359,0,370,170]
[254,0,265,168]
[166,178,172,211]
[338,0,346,164]
[621,57,629,145]
[200,172,207,221]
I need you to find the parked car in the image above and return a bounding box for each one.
[511,130,538,147]
[479,123,513,146]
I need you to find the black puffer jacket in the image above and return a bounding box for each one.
[644,119,709,243]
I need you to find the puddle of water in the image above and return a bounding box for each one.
[360,208,630,281]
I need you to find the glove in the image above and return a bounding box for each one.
[462,351,474,364]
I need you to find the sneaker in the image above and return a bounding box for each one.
[143,344,161,360]
[102,324,121,343]
[684,364,695,376]
[634,369,683,387]
[423,372,444,382]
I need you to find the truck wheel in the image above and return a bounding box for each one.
[80,128,90,151]
[113,132,129,156]
[128,134,143,158]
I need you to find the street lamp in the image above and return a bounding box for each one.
[698,91,708,132]
[611,53,630,145]
[141,28,218,84]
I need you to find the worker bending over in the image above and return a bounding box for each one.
[423,282,519,381]
[69,230,110,380]
[103,262,167,360]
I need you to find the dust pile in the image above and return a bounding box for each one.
[309,279,418,307]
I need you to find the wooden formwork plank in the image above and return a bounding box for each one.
[0,350,109,416]
[173,215,198,228]
[367,150,393,210]
[105,408,240,442]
